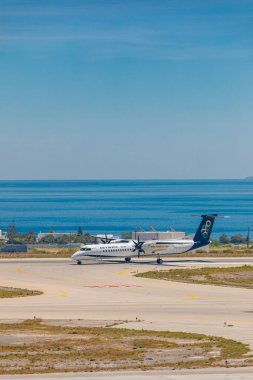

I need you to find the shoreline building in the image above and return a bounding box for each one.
[37,232,73,241]
[0,230,7,242]
[132,230,186,241]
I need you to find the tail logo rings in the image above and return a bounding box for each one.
[201,220,211,239]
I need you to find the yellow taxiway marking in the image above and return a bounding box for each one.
[58,290,68,298]
[185,294,198,300]
[15,267,22,273]
[117,269,131,277]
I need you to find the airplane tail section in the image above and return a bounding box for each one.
[193,214,218,247]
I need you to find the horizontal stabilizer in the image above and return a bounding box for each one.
[192,214,229,219]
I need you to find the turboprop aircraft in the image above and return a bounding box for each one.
[71,214,221,265]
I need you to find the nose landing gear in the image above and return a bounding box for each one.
[125,257,131,263]
[77,260,82,265]
[157,258,163,265]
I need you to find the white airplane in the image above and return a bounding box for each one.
[71,214,219,265]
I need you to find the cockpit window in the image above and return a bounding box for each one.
[80,247,91,251]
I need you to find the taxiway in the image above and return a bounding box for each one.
[1,257,253,379]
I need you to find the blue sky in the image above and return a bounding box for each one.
[0,0,253,179]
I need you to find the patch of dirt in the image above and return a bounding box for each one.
[0,319,249,374]
[191,275,206,281]
[211,272,253,280]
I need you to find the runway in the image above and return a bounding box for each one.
[1,257,253,379]
[1,367,253,380]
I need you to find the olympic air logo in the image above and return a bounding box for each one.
[201,220,212,239]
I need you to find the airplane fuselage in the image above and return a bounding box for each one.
[71,214,218,264]
[71,239,199,263]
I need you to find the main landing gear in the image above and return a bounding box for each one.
[157,258,163,265]
[77,260,82,265]
[125,257,131,263]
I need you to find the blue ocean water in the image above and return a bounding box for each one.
[0,180,253,238]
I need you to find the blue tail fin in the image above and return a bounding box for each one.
[193,214,218,247]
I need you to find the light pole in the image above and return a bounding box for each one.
[246,227,250,249]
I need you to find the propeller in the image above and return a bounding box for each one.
[92,234,115,244]
[100,234,114,244]
[133,236,145,258]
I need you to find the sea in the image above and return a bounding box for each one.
[0,180,253,238]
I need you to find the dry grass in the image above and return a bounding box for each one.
[136,265,253,289]
[0,247,75,259]
[0,287,42,298]
[172,246,253,258]
[0,319,250,374]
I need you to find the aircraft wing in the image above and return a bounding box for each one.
[144,239,189,246]
[143,239,192,254]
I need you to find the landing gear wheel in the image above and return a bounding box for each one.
[125,257,131,263]
[157,258,163,264]
[77,260,82,265]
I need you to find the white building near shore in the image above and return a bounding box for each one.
[0,230,7,242]
[37,232,73,241]
[132,230,186,241]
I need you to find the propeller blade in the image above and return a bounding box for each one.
[132,238,145,257]
[100,234,113,244]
